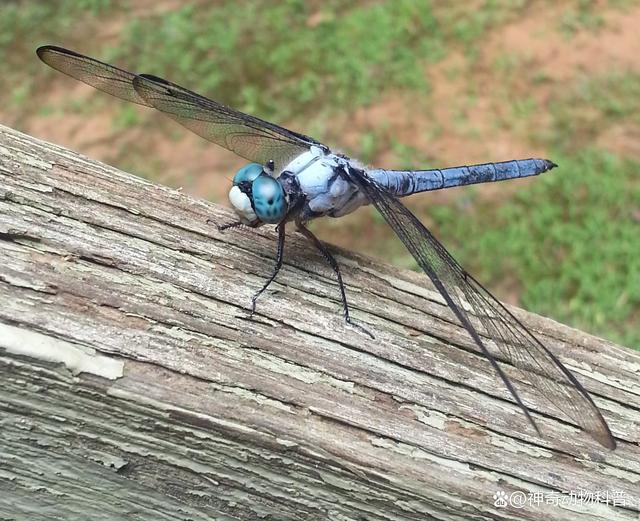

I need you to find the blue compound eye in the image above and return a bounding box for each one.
[252,175,286,224]
[233,163,263,185]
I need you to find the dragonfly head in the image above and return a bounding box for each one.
[229,162,287,226]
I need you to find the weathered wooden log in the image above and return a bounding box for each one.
[1,123,639,521]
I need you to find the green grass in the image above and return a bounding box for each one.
[558,0,635,36]
[114,1,445,121]
[437,0,526,59]
[0,0,116,113]
[105,0,533,122]
[559,0,606,36]
[550,72,640,152]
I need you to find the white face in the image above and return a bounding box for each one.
[228,185,257,225]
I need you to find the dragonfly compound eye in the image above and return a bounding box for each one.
[252,175,287,224]
[232,163,263,185]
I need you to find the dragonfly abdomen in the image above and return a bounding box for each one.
[369,158,557,197]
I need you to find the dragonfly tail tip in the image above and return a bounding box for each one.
[545,159,558,171]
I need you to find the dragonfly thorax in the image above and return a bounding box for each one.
[229,162,287,226]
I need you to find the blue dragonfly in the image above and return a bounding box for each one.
[37,45,615,449]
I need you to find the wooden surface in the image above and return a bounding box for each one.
[1,123,639,520]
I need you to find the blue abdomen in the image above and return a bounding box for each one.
[369,158,556,197]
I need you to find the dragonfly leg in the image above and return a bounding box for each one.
[296,222,374,339]
[211,219,244,232]
[250,223,286,316]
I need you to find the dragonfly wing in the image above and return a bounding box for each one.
[36,45,326,170]
[132,73,324,170]
[348,167,615,449]
[37,45,149,106]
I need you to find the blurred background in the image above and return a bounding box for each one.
[2,0,638,348]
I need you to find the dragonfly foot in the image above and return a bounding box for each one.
[346,317,375,339]
[248,297,258,318]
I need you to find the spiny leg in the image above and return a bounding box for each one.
[250,223,286,316]
[212,219,244,232]
[296,221,374,339]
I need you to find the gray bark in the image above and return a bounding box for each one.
[1,124,639,521]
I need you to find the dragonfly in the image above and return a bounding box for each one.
[36,45,615,449]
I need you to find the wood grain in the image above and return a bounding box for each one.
[1,124,639,520]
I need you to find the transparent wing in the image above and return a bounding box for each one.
[131,73,324,171]
[36,45,325,170]
[37,45,153,107]
[348,167,615,449]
